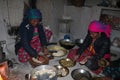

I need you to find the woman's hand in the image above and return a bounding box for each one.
[73,55,79,62]
[79,57,88,64]
[42,47,48,55]
[79,56,91,65]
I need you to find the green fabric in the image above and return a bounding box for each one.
[33,32,39,36]
[28,9,42,19]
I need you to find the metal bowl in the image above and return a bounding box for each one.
[54,65,69,77]
[98,58,108,67]
[59,39,75,49]
[71,68,92,80]
[59,58,76,67]
[30,65,57,80]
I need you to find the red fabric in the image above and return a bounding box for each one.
[67,49,78,60]
[92,67,104,74]
[67,45,95,62]
[103,54,111,60]
[44,29,52,41]
[18,34,41,62]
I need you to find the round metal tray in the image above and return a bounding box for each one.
[47,45,67,57]
[59,58,76,67]
[71,68,92,80]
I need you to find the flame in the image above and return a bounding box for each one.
[0,75,3,80]
[0,61,9,80]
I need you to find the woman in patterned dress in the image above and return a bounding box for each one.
[15,9,52,63]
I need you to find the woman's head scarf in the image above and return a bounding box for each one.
[88,20,111,38]
[28,9,42,21]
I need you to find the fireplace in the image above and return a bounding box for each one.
[0,61,9,80]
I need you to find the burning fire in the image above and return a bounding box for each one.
[0,74,3,80]
[0,61,9,80]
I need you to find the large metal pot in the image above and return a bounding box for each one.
[29,65,58,80]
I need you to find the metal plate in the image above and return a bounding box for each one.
[59,58,75,67]
[47,45,67,57]
[71,68,92,80]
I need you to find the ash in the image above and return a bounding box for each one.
[8,56,33,80]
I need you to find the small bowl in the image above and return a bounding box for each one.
[98,58,108,67]
[59,39,75,49]
[59,58,76,67]
[71,68,92,80]
[54,65,69,77]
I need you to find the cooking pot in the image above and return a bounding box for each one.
[29,65,58,80]
[75,38,84,47]
[59,39,75,49]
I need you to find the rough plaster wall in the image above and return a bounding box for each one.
[0,0,7,41]
[1,0,24,27]
[0,0,24,57]
[23,0,29,7]
[36,0,54,27]
[7,0,24,26]
[90,6,101,21]
[36,0,65,41]
[64,6,91,39]
[0,0,24,42]
[51,0,66,41]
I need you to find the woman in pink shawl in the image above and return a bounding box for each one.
[67,20,111,74]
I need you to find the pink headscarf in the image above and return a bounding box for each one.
[88,20,111,38]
